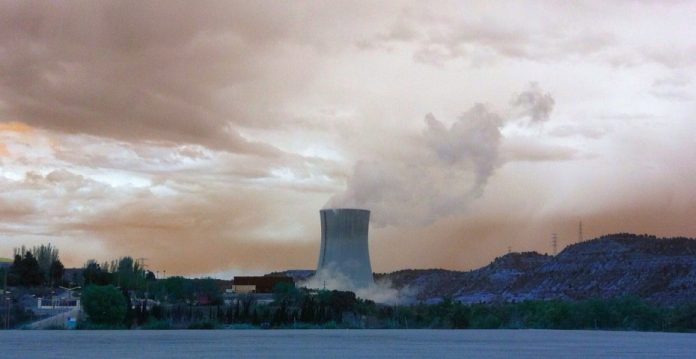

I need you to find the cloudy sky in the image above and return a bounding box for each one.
[1,1,695,276]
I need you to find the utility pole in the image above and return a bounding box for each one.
[5,296,10,329]
[552,233,558,256]
[4,268,8,329]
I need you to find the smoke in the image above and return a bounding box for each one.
[300,268,416,305]
[424,104,503,190]
[326,85,554,227]
[326,104,504,226]
[512,82,555,124]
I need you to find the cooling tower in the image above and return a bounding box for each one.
[316,208,374,289]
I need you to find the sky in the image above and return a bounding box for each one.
[1,1,695,276]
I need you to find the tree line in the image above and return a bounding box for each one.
[4,244,696,331]
[82,256,154,290]
[4,244,64,287]
[79,281,696,332]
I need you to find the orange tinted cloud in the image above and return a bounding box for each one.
[0,121,32,133]
[0,1,695,277]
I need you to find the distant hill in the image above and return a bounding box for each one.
[379,233,696,306]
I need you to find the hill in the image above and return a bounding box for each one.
[380,233,696,306]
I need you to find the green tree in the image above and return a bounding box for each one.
[83,260,114,286]
[123,288,135,328]
[116,257,135,289]
[82,285,127,325]
[9,252,43,286]
[31,244,59,283]
[450,303,470,328]
[49,260,64,287]
[192,278,223,305]
[300,296,316,323]
[669,303,696,331]
[153,276,193,303]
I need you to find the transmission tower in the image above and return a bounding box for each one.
[552,233,558,256]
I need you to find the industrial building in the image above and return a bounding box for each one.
[316,208,374,289]
[231,276,293,294]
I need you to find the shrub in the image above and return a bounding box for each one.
[188,321,217,329]
[82,285,127,325]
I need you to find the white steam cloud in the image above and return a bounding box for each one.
[327,84,554,227]
[300,268,416,305]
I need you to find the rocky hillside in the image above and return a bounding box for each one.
[379,233,696,306]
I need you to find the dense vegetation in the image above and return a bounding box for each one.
[79,257,222,304]
[95,283,696,332]
[4,244,64,287]
[3,243,696,331]
[260,288,696,331]
[81,285,127,325]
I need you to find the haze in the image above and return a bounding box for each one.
[1,1,695,276]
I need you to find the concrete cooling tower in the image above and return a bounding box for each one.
[316,208,374,289]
